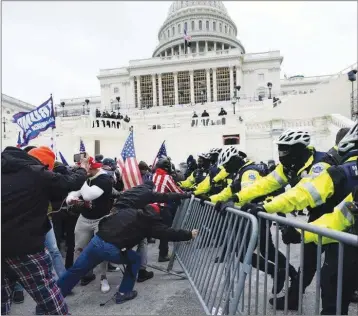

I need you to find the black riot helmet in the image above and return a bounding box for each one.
[155,157,172,173]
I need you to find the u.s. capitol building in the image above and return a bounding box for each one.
[2,1,357,164]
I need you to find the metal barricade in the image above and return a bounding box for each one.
[240,212,358,316]
[164,198,259,315]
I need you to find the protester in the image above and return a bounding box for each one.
[66,156,113,293]
[139,161,152,182]
[57,182,196,304]
[2,146,87,315]
[152,157,184,262]
[218,108,227,116]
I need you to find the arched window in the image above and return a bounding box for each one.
[219,23,222,32]
[191,20,195,30]
[213,21,216,31]
[167,29,170,37]
[206,21,209,30]
[224,25,227,33]
[199,20,202,30]
[173,26,175,35]
[184,22,187,30]
[178,24,181,33]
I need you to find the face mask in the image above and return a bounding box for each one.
[224,156,245,174]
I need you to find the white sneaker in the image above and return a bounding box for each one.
[100,278,111,293]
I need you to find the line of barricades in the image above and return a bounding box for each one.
[148,197,358,316]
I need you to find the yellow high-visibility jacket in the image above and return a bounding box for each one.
[236,147,331,207]
[194,165,229,196]
[210,161,263,203]
[302,193,357,245]
[263,156,357,214]
[179,172,196,189]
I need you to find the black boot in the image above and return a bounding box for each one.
[270,285,299,311]
[80,273,96,286]
[137,269,154,283]
[13,290,24,304]
[158,255,170,262]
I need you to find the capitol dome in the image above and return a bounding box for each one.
[152,0,245,57]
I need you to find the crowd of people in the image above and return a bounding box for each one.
[2,123,358,315]
[94,109,131,129]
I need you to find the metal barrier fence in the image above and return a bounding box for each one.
[149,197,259,315]
[149,199,358,315]
[243,212,358,316]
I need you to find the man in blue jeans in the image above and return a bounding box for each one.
[57,182,197,304]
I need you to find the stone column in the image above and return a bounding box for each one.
[165,50,168,57]
[222,43,225,51]
[229,66,234,98]
[205,41,208,53]
[179,45,182,55]
[171,47,174,56]
[213,68,217,102]
[196,41,199,53]
[136,76,141,108]
[190,71,195,104]
[206,69,211,103]
[235,66,240,87]
[214,42,217,51]
[158,74,163,106]
[174,72,179,105]
[152,74,157,107]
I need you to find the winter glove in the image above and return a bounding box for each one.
[241,203,265,217]
[281,226,302,244]
[214,200,235,215]
[198,194,210,206]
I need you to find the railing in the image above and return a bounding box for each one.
[91,117,131,130]
[151,198,358,315]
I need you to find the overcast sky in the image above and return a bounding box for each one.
[2,1,357,105]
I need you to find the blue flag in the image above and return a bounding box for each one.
[12,96,56,147]
[80,139,86,152]
[59,151,69,166]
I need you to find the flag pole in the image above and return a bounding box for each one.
[50,93,57,158]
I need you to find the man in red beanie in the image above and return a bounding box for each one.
[1,146,87,315]
[66,156,113,293]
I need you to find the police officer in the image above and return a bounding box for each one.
[282,187,358,315]
[240,123,358,310]
[206,146,297,293]
[216,128,336,309]
[179,153,211,191]
[194,148,231,196]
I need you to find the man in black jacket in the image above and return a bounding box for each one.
[57,182,197,304]
[1,146,87,315]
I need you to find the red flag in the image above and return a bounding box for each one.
[120,131,143,190]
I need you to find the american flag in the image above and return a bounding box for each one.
[184,28,192,49]
[16,132,21,148]
[80,139,86,152]
[152,141,167,168]
[120,131,143,190]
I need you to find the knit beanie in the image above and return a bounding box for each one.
[28,146,56,171]
[88,156,102,169]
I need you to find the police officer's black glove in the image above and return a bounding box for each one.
[214,200,235,215]
[281,226,302,244]
[198,195,210,206]
[241,203,265,217]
